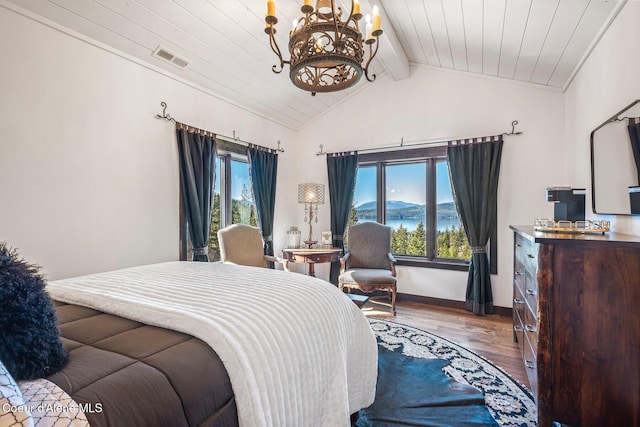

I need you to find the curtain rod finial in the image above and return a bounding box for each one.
[155,101,175,122]
[503,120,523,136]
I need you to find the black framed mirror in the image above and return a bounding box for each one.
[590,99,640,215]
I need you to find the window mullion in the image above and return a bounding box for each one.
[223,155,232,226]
[377,162,385,223]
[426,158,437,260]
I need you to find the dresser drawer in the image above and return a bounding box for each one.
[523,244,538,273]
[523,304,538,346]
[514,234,528,269]
[524,330,538,398]
[520,239,538,275]
[513,285,526,338]
[513,311,525,354]
[524,268,538,315]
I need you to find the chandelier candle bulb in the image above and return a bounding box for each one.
[301,0,313,13]
[354,0,361,14]
[267,0,275,17]
[372,5,381,32]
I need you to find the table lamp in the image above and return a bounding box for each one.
[298,183,325,248]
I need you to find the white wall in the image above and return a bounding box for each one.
[565,1,640,236]
[295,66,566,308]
[0,6,297,280]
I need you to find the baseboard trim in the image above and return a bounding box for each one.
[397,293,512,317]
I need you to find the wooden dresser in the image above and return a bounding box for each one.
[510,226,640,427]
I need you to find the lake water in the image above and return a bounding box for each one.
[361,217,461,232]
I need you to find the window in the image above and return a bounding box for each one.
[435,160,471,260]
[182,146,256,261]
[385,163,426,256]
[350,146,495,272]
[230,160,257,226]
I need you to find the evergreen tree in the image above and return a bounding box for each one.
[231,199,241,224]
[348,200,359,227]
[407,221,426,255]
[239,184,252,224]
[344,201,359,249]
[437,226,452,258]
[209,193,221,261]
[457,226,472,258]
[249,204,258,227]
[391,224,409,254]
[436,225,472,259]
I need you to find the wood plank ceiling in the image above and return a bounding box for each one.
[3,0,625,130]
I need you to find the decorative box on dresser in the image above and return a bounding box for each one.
[510,226,640,427]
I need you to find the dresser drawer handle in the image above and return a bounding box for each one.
[525,324,537,333]
[525,360,535,369]
[513,325,524,333]
[526,288,537,296]
[513,298,524,305]
[527,254,535,259]
[515,271,523,276]
[516,243,522,247]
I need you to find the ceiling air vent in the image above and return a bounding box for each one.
[152,46,190,70]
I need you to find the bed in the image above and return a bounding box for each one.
[38,261,378,427]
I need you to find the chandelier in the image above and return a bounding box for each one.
[264,0,383,95]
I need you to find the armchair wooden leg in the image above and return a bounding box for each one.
[391,287,397,315]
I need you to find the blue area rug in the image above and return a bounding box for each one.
[359,319,537,427]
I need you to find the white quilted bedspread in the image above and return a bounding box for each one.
[47,262,378,427]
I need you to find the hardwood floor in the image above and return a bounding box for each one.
[360,298,530,390]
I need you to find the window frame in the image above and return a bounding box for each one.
[357,146,497,274]
[179,140,252,261]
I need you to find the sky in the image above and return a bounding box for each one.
[353,161,454,207]
[231,160,251,200]
[215,158,253,201]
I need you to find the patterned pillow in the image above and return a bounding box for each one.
[20,379,89,427]
[0,243,67,380]
[0,359,33,427]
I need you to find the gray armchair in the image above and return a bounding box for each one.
[339,222,397,314]
[217,224,283,268]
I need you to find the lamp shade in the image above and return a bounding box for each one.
[298,183,325,204]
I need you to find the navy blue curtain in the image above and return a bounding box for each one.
[248,145,279,268]
[447,137,503,315]
[628,118,640,184]
[327,152,359,284]
[176,128,216,262]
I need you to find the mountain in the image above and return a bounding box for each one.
[354,200,457,221]
[356,200,418,211]
[386,200,420,210]
[355,201,377,211]
[355,200,424,221]
[437,201,457,214]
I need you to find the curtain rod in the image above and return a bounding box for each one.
[155,101,285,153]
[315,120,522,156]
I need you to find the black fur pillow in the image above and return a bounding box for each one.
[0,243,68,380]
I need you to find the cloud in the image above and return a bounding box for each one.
[386,187,402,194]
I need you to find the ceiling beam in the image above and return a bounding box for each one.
[359,0,410,81]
